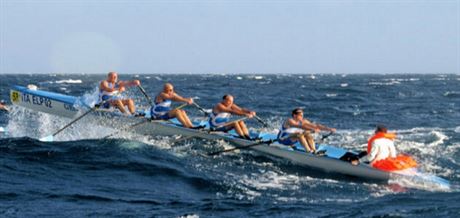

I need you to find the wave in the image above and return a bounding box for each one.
[444,91,460,98]
[55,79,83,84]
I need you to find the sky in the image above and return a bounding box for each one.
[1,0,459,74]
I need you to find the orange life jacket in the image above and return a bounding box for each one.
[367,132,397,154]
[372,155,418,171]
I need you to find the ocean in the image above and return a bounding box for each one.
[0,74,459,217]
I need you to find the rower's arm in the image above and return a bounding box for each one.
[171,93,191,103]
[230,104,251,116]
[100,81,116,92]
[118,80,140,87]
[300,120,318,131]
[315,123,336,132]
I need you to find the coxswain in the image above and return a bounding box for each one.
[366,125,417,171]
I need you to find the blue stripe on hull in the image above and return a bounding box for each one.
[11,85,77,105]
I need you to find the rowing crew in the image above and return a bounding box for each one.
[98,72,335,148]
[99,72,411,170]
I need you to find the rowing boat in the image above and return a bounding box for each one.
[9,85,450,188]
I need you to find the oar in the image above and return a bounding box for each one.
[173,103,188,111]
[219,117,249,128]
[137,85,153,107]
[254,115,269,127]
[320,131,334,142]
[40,102,106,142]
[207,139,278,156]
[192,102,211,116]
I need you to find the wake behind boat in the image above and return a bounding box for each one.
[9,85,451,189]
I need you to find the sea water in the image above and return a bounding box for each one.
[0,74,459,217]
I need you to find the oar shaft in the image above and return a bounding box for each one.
[138,85,153,107]
[192,102,210,115]
[208,139,276,156]
[254,115,268,127]
[52,106,97,137]
[173,103,188,110]
[220,117,248,128]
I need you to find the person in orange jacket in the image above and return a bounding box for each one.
[366,125,417,171]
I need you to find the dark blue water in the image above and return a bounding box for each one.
[1,74,459,217]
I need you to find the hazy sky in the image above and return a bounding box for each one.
[1,0,459,74]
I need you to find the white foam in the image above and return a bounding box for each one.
[55,79,82,84]
[254,76,263,80]
[340,83,348,87]
[369,80,400,86]
[455,126,460,133]
[326,93,337,97]
[236,76,243,80]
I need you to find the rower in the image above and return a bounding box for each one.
[210,94,256,140]
[277,108,336,153]
[98,72,140,115]
[150,83,198,128]
[0,100,9,112]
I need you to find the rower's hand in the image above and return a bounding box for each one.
[119,86,126,92]
[314,128,320,133]
[133,80,141,86]
[246,111,255,118]
[329,128,336,133]
[186,98,194,105]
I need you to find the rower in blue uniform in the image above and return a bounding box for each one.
[277,108,336,153]
[210,94,256,140]
[98,72,140,115]
[0,100,9,112]
[150,83,197,128]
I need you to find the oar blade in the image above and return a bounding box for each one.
[39,135,54,142]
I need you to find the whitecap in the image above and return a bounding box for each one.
[340,83,348,87]
[55,79,82,84]
[236,76,243,80]
[254,76,263,80]
[369,81,400,86]
[326,93,337,97]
